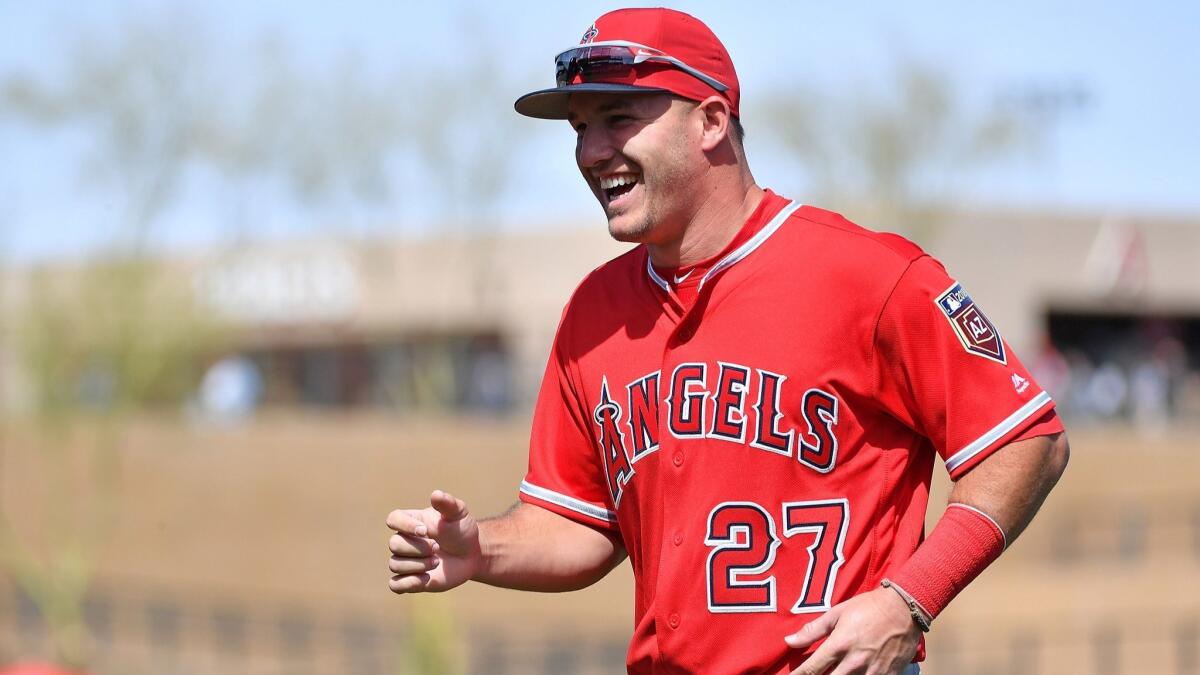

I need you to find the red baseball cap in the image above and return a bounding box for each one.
[514,7,740,120]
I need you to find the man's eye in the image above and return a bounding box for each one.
[608,115,631,125]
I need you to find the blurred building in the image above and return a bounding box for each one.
[3,207,1199,424]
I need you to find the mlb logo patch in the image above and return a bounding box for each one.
[935,282,1007,365]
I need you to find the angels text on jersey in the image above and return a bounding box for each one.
[594,361,840,507]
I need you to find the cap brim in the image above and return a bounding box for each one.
[514,83,669,119]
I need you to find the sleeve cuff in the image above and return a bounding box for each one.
[945,391,1055,479]
[519,480,620,531]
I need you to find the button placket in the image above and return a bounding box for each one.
[656,285,702,650]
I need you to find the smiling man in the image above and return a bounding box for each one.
[386,8,1069,674]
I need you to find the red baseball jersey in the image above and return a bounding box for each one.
[519,190,1062,674]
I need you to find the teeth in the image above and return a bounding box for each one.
[600,174,638,190]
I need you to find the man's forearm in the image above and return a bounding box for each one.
[949,431,1070,541]
[474,502,626,592]
[887,431,1070,624]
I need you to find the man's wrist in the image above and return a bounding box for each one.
[468,520,494,583]
[889,502,1007,620]
[881,578,932,632]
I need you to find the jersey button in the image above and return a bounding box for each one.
[672,451,684,467]
[672,532,683,546]
[668,613,681,629]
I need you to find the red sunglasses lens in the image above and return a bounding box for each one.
[556,47,638,86]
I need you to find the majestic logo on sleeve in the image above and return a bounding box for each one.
[936,282,1007,365]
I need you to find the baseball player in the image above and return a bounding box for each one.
[387,8,1069,674]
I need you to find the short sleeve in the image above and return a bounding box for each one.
[519,323,620,531]
[873,256,1058,479]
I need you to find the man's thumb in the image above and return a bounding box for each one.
[430,489,470,522]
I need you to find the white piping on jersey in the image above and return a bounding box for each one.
[520,480,617,524]
[698,201,801,292]
[646,256,671,292]
[643,200,803,294]
[945,391,1053,474]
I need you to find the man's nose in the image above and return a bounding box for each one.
[577,125,615,170]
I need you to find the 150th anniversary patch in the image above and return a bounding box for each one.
[935,282,1007,365]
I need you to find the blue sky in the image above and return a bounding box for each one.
[1,1,1197,260]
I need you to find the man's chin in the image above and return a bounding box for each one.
[605,212,652,243]
[607,222,651,243]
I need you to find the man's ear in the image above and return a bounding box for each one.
[696,96,732,152]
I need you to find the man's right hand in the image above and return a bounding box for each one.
[386,489,482,594]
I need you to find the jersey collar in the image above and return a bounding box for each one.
[645,196,801,293]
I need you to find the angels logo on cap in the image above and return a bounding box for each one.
[580,23,598,44]
[514,7,741,120]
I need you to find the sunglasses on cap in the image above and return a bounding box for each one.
[555,40,730,93]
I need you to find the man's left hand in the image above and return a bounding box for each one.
[784,586,921,675]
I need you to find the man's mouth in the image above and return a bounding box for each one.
[600,172,640,205]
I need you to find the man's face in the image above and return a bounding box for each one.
[567,92,704,244]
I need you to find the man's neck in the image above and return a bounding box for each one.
[647,183,766,268]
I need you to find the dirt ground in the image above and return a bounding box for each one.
[1,416,1197,673]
